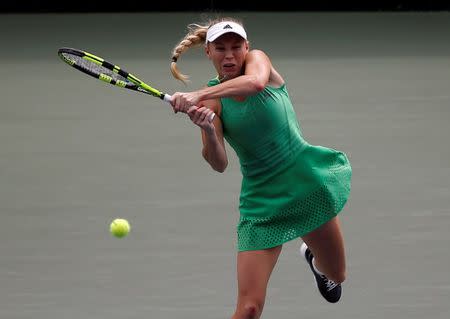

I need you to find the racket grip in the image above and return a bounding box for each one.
[163,93,215,122]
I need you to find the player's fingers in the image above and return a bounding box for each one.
[171,94,182,113]
[206,110,215,121]
[200,108,215,123]
[172,93,190,114]
[187,106,200,122]
[190,109,203,124]
[169,93,176,107]
[187,105,197,116]
[195,107,210,122]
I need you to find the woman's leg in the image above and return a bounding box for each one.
[232,245,282,319]
[301,216,346,283]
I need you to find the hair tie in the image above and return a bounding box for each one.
[171,56,178,63]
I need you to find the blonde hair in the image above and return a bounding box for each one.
[170,17,244,84]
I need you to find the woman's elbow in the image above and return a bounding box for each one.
[209,157,228,173]
[246,76,265,93]
[213,161,228,173]
[202,149,228,173]
[252,78,266,92]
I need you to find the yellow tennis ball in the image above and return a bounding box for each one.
[110,218,130,238]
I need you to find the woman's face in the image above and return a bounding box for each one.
[206,33,249,81]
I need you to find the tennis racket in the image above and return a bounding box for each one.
[57,47,214,121]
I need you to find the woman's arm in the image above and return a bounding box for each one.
[171,50,272,112]
[200,49,272,98]
[187,99,228,173]
[200,112,228,173]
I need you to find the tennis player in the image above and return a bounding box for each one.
[169,18,352,318]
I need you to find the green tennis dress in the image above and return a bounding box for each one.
[208,78,352,251]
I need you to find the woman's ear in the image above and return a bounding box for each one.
[205,44,211,59]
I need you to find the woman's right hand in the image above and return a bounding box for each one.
[170,91,201,114]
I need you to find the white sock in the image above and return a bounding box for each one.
[312,257,325,276]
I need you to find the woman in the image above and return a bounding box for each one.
[169,18,352,318]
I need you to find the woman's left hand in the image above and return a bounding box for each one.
[187,106,216,132]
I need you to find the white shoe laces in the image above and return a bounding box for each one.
[322,277,338,291]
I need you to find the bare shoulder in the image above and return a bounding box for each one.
[198,98,222,117]
[247,49,270,60]
[246,50,272,69]
[248,50,284,86]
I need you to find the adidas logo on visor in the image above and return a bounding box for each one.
[223,24,232,29]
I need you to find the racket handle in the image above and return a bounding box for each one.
[163,93,215,122]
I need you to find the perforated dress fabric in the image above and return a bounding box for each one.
[236,146,352,251]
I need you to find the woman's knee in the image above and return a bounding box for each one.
[236,300,264,319]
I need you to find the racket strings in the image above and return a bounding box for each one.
[62,53,130,84]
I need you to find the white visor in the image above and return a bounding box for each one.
[206,21,247,43]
